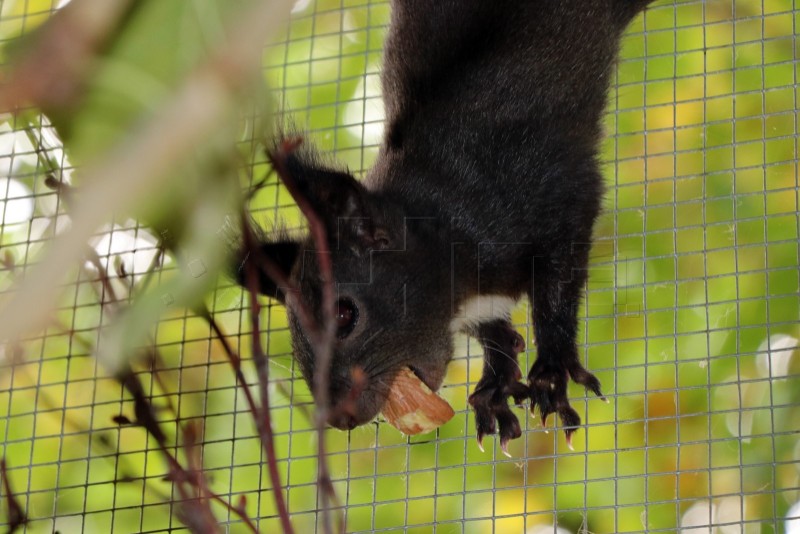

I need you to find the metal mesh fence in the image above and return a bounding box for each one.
[1,0,799,532]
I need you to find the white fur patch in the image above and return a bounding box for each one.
[449,295,518,333]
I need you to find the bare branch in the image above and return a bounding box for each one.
[116,366,223,534]
[203,309,301,531]
[266,139,341,534]
[240,221,295,534]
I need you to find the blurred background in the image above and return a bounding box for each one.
[0,0,798,532]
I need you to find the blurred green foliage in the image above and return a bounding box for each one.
[1,0,799,533]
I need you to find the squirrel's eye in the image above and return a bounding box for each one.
[336,298,359,339]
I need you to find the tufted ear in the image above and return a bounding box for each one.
[286,155,387,250]
[235,240,300,304]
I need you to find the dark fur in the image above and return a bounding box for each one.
[238,0,657,445]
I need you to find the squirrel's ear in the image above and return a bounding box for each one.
[234,241,300,304]
[286,155,383,249]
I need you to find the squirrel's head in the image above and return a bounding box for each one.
[235,151,454,429]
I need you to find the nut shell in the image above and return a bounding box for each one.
[381,367,455,434]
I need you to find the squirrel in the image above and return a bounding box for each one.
[237,0,657,450]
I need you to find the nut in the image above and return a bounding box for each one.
[381,367,454,434]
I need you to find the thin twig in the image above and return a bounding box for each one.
[145,349,180,420]
[131,244,165,297]
[203,307,305,532]
[116,367,222,533]
[131,355,232,523]
[207,490,259,534]
[267,139,340,534]
[85,248,121,306]
[181,420,260,533]
[241,222,295,533]
[201,310,261,425]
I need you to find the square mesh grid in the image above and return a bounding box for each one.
[1,0,799,533]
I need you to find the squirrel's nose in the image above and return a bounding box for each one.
[327,411,358,430]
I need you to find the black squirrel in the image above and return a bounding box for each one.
[237,0,658,451]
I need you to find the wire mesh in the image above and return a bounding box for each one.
[0,0,799,532]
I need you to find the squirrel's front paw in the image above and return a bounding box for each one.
[468,326,528,455]
[528,359,605,449]
[468,374,529,456]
